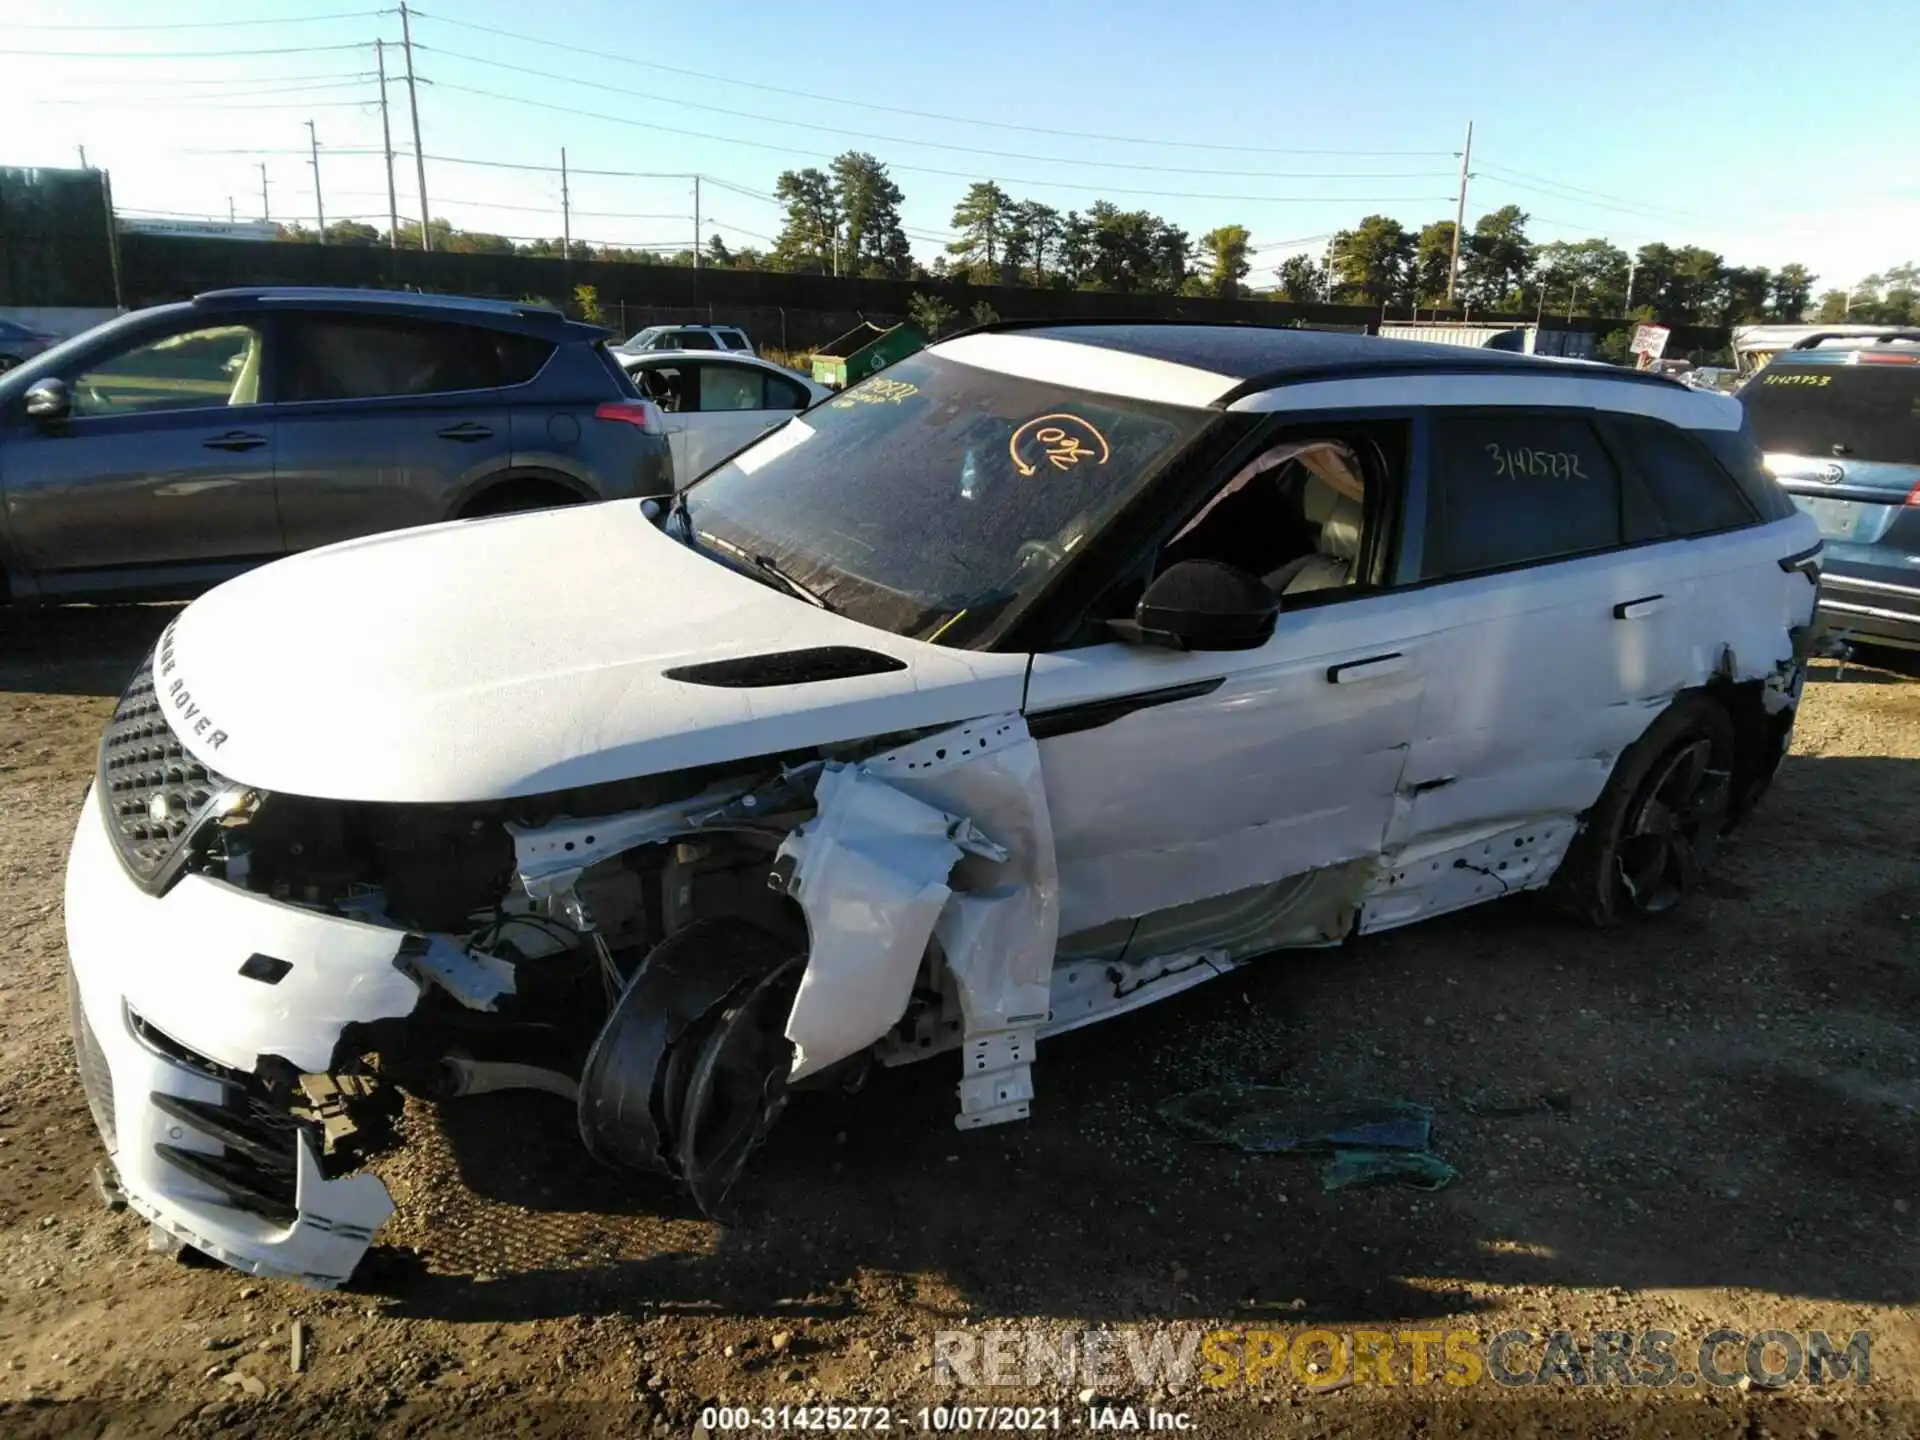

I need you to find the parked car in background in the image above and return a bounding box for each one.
[64,323,1819,1286]
[620,348,827,482]
[619,323,754,355]
[1740,330,1920,649]
[0,288,671,603]
[0,317,57,372]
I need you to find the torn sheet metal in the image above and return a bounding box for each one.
[1361,817,1577,934]
[397,935,518,1011]
[857,715,1060,1127]
[775,763,980,1082]
[506,777,767,901]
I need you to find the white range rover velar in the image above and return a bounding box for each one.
[64,323,1823,1286]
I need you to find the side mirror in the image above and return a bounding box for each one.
[25,378,70,423]
[1120,559,1277,651]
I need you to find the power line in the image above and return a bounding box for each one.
[0,42,372,59]
[31,95,379,110]
[1477,161,1704,220]
[406,9,1452,159]
[422,152,695,180]
[186,146,391,155]
[417,44,1457,182]
[8,9,380,28]
[425,80,1457,206]
[41,69,377,88]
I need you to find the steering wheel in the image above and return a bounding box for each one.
[1014,537,1066,571]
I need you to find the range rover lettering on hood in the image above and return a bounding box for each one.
[155,622,229,750]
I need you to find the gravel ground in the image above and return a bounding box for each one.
[1,604,1916,1439]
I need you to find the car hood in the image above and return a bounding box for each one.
[160,502,1030,803]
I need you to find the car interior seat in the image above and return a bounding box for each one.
[227,332,263,406]
[1263,476,1365,595]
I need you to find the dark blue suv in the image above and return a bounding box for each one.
[0,287,673,603]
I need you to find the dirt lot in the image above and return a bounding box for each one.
[1,604,1917,1439]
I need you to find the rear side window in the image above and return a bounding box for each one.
[1694,423,1798,522]
[720,330,750,351]
[1422,411,1622,579]
[1607,415,1756,536]
[1740,360,1920,465]
[281,315,552,402]
[673,330,719,350]
[765,372,808,410]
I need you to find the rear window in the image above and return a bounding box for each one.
[1740,360,1920,465]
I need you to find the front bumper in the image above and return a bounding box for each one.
[63,784,420,1287]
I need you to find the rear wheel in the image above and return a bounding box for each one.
[457,479,584,519]
[1549,694,1737,927]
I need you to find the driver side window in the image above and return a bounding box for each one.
[71,323,264,418]
[1155,430,1392,603]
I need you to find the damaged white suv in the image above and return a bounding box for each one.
[66,322,1822,1287]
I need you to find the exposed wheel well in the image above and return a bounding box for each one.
[1707,671,1797,828]
[455,474,591,520]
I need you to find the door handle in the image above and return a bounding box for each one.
[202,430,267,452]
[1613,593,1668,620]
[1327,652,1407,684]
[436,422,495,443]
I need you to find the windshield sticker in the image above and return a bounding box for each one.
[1486,444,1589,480]
[831,377,921,408]
[1761,373,1831,387]
[1010,413,1111,476]
[731,417,815,475]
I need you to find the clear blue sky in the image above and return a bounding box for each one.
[5,0,1915,290]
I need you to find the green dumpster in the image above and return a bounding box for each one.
[809,320,927,390]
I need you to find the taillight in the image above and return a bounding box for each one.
[1857,351,1919,364]
[1905,480,1920,507]
[595,399,663,431]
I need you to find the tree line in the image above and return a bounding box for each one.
[272,149,1918,331]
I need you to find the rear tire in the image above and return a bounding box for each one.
[457,479,584,519]
[1548,694,1737,928]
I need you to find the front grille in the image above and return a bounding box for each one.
[67,963,116,1152]
[97,640,233,891]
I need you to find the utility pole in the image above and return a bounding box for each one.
[228,196,236,222]
[692,175,701,270]
[1567,279,1582,322]
[1446,119,1473,308]
[259,163,270,222]
[560,147,571,258]
[1624,257,1637,312]
[307,119,326,243]
[398,1,431,251]
[376,39,398,250]
[76,144,88,169]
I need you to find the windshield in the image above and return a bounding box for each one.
[678,351,1215,648]
[1741,359,1920,465]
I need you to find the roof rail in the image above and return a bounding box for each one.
[1789,329,1920,350]
[192,286,564,319]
